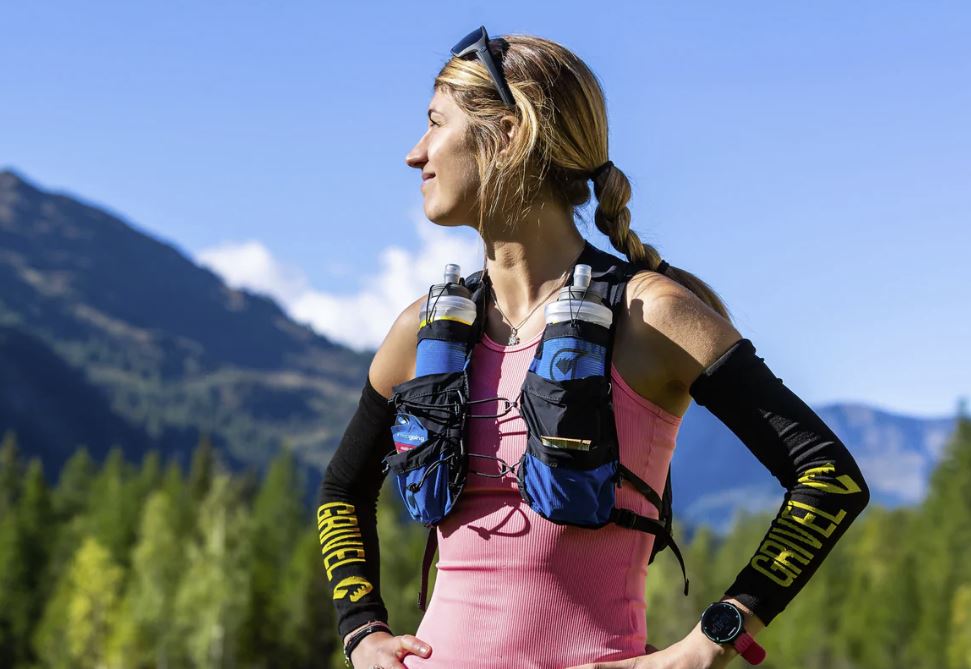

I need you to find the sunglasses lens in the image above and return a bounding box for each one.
[451,26,486,57]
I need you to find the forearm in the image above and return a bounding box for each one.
[689,338,870,627]
[315,376,396,640]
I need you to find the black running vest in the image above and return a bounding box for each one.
[380,240,689,611]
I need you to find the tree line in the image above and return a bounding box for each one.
[0,413,968,668]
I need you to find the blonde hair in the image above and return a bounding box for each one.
[433,32,732,322]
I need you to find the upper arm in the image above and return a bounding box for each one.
[628,272,744,393]
[367,294,426,399]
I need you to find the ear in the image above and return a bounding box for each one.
[496,113,520,163]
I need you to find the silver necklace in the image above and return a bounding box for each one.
[488,246,585,345]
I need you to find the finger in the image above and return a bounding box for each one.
[396,635,433,659]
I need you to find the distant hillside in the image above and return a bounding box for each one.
[674,400,958,531]
[0,167,371,484]
[0,167,960,530]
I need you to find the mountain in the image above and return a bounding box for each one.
[673,400,958,532]
[0,167,960,530]
[0,167,371,487]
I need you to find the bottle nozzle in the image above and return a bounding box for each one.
[573,264,592,290]
[444,263,461,285]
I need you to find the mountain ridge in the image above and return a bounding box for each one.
[0,167,960,530]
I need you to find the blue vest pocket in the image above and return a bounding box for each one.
[384,369,469,526]
[515,370,619,527]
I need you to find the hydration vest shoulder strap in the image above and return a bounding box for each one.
[462,269,491,351]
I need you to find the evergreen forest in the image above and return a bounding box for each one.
[1,414,969,669]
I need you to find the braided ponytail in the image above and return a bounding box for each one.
[591,162,732,322]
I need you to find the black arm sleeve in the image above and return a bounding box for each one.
[315,375,396,640]
[688,338,870,626]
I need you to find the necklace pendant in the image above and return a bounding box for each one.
[508,330,520,345]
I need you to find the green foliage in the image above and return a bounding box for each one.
[110,488,186,668]
[241,446,306,666]
[173,473,251,669]
[6,414,971,668]
[0,449,54,667]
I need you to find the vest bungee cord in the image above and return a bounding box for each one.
[382,239,690,611]
[315,238,870,652]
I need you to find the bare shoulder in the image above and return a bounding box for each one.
[367,294,425,399]
[625,269,744,392]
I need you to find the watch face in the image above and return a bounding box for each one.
[701,602,744,644]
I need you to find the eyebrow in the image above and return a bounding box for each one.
[427,108,444,119]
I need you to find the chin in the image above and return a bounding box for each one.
[424,207,468,229]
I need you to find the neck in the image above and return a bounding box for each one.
[480,214,586,321]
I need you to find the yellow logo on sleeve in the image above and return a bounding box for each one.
[333,576,374,602]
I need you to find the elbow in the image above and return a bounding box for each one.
[844,443,871,515]
[839,448,871,520]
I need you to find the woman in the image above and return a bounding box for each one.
[318,26,869,669]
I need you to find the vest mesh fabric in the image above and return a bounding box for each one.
[402,330,682,669]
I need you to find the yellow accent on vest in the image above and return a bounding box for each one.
[419,315,475,329]
[540,436,592,451]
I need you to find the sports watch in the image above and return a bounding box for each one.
[699,601,766,665]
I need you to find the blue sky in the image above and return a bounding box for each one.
[2,1,968,418]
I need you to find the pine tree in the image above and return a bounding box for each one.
[44,448,97,583]
[839,506,918,667]
[33,449,97,669]
[110,489,187,669]
[0,429,22,516]
[32,564,74,669]
[173,473,251,669]
[188,432,216,503]
[909,416,971,669]
[161,456,193,540]
[947,582,971,669]
[241,447,306,666]
[81,447,141,567]
[0,443,24,668]
[64,536,125,669]
[276,527,338,668]
[134,449,162,502]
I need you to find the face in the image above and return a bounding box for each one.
[405,89,481,228]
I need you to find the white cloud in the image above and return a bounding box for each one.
[196,239,310,305]
[194,211,483,353]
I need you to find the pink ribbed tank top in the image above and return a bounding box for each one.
[403,328,683,669]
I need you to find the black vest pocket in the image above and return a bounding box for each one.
[383,370,469,526]
[515,370,619,527]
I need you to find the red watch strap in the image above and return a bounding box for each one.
[733,631,766,665]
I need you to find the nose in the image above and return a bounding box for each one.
[405,133,429,171]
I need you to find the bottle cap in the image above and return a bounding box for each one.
[444,263,461,284]
[573,264,592,290]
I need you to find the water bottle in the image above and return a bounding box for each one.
[529,263,613,382]
[414,263,477,377]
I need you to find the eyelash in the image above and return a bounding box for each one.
[429,119,439,127]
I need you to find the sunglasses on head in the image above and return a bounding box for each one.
[450,25,516,108]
